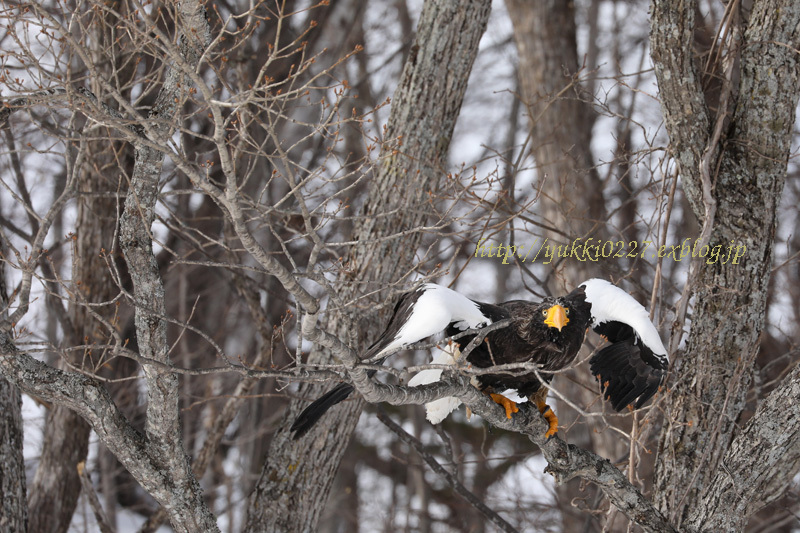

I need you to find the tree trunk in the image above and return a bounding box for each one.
[27,406,90,533]
[504,0,605,291]
[684,362,800,532]
[0,195,27,532]
[26,134,123,533]
[26,0,138,527]
[243,1,492,531]
[0,378,26,533]
[650,0,800,529]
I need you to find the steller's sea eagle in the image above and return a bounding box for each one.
[290,279,668,439]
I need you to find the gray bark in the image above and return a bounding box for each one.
[0,333,215,532]
[0,378,26,533]
[650,0,800,529]
[0,195,26,532]
[114,1,217,530]
[684,362,800,532]
[243,1,493,531]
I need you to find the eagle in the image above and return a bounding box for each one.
[290,279,668,439]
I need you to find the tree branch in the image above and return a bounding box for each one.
[76,461,114,533]
[376,409,520,533]
[347,366,677,533]
[0,331,211,531]
[649,0,710,216]
[115,0,218,530]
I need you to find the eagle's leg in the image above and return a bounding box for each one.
[488,392,519,419]
[531,388,558,438]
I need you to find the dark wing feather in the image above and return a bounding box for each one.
[589,339,666,411]
[592,320,634,345]
[289,292,420,440]
[290,383,356,439]
[361,288,425,360]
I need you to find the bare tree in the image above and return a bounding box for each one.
[0,225,29,533]
[0,186,26,531]
[243,2,494,531]
[651,0,800,530]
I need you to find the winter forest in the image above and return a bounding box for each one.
[0,0,799,532]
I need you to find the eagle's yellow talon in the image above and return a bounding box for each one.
[534,395,559,438]
[541,407,558,439]
[489,392,519,419]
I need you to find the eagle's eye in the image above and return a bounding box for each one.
[565,308,570,315]
[542,310,548,317]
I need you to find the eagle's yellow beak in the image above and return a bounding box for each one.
[544,304,569,331]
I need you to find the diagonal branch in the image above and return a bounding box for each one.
[76,462,114,533]
[344,365,677,533]
[376,409,520,533]
[297,300,676,532]
[0,332,210,532]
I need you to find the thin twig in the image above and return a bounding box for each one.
[376,409,520,533]
[76,461,115,533]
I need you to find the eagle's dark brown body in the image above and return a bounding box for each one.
[451,287,592,398]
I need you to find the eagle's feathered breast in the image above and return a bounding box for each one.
[450,288,591,397]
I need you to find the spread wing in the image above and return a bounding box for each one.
[589,320,668,411]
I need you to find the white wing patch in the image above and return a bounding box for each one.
[375,284,491,359]
[408,343,463,424]
[581,278,668,358]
